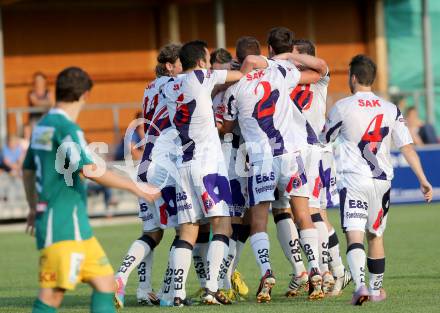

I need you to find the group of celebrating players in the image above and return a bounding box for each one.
[24,26,433,313]
[111,26,433,308]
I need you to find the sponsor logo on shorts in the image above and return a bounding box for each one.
[39,271,57,282]
[201,191,214,213]
[177,203,192,212]
[255,184,275,194]
[348,200,368,210]
[142,212,154,222]
[176,192,187,202]
[255,172,275,184]
[345,212,367,220]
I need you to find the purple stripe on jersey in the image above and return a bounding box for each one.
[226,94,235,118]
[194,70,205,84]
[174,99,197,162]
[248,175,255,207]
[357,126,389,180]
[325,121,342,143]
[306,121,319,145]
[252,84,286,157]
[277,65,287,78]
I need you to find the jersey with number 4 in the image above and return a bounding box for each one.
[223,63,302,163]
[321,91,413,180]
[23,109,94,249]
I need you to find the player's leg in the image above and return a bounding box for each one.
[80,237,116,313]
[192,222,210,294]
[249,201,276,303]
[271,204,308,297]
[366,183,390,302]
[366,232,386,302]
[33,288,65,313]
[114,229,162,308]
[88,275,116,313]
[156,232,179,306]
[172,223,199,306]
[33,240,86,312]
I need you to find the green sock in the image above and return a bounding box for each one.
[91,291,116,313]
[32,298,56,313]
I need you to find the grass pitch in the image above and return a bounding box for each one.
[1,203,439,313]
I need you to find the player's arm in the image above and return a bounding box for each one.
[23,169,38,235]
[225,70,244,83]
[392,108,432,202]
[274,53,326,84]
[240,55,269,75]
[319,105,343,144]
[218,119,236,136]
[399,144,433,202]
[82,164,160,203]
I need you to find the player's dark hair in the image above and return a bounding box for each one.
[349,54,377,86]
[155,43,182,77]
[210,48,232,65]
[236,36,261,64]
[267,27,294,54]
[179,40,208,71]
[55,67,93,102]
[293,39,316,56]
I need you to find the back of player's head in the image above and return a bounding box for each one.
[349,54,377,86]
[55,67,93,102]
[236,36,261,64]
[293,39,316,56]
[179,40,208,71]
[210,48,232,65]
[267,27,294,55]
[155,43,182,77]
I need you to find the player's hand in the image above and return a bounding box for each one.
[25,211,36,236]
[420,180,433,203]
[134,182,161,203]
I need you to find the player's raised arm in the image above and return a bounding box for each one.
[399,145,433,202]
[225,70,244,82]
[240,55,269,75]
[274,52,325,84]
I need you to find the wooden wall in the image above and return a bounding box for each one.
[3,0,375,143]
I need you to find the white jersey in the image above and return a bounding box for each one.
[164,69,227,165]
[290,72,330,144]
[223,63,302,163]
[321,91,413,180]
[138,76,177,183]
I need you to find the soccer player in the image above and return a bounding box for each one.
[291,38,351,295]
[162,40,244,306]
[219,35,323,302]
[321,55,433,305]
[114,44,182,308]
[211,48,250,301]
[23,67,160,313]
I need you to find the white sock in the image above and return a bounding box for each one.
[328,228,345,277]
[137,250,153,293]
[299,228,320,272]
[205,234,229,292]
[275,214,306,275]
[367,257,385,296]
[116,237,153,286]
[250,232,272,277]
[221,238,236,290]
[158,244,176,301]
[311,213,330,273]
[192,242,209,289]
[172,241,193,300]
[346,244,366,291]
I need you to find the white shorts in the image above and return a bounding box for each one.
[303,145,323,209]
[138,162,178,230]
[176,161,231,224]
[250,152,309,207]
[339,173,391,236]
[320,148,339,209]
[227,147,248,218]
